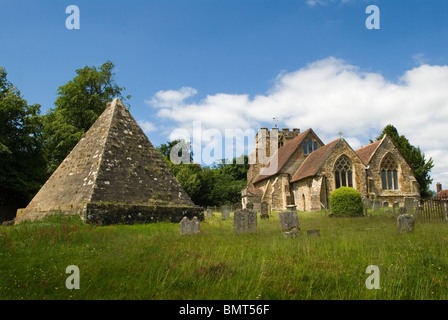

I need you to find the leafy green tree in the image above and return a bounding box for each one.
[376,124,434,198]
[43,61,129,173]
[0,67,46,207]
[156,140,249,207]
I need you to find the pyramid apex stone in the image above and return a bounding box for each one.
[15,100,202,225]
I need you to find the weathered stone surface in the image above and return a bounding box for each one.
[372,200,381,212]
[15,99,202,225]
[221,206,231,220]
[260,201,269,220]
[397,214,415,234]
[1,220,14,227]
[233,202,242,211]
[179,216,200,236]
[279,211,300,237]
[234,209,257,234]
[205,208,214,218]
[307,229,320,237]
[246,202,254,210]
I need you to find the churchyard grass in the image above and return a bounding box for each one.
[1,209,447,300]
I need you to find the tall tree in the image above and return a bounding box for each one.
[0,67,46,207]
[376,124,434,198]
[43,61,129,173]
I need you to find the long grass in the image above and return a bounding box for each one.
[1,210,447,300]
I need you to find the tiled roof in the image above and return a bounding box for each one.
[290,138,341,183]
[436,190,448,198]
[253,129,312,183]
[247,187,264,195]
[355,140,381,165]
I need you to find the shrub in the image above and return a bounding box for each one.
[330,187,363,217]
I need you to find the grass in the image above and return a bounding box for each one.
[1,209,447,300]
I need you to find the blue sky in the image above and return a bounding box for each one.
[1,0,448,190]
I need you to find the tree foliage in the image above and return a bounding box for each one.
[376,124,434,198]
[157,140,248,207]
[330,187,364,217]
[0,67,47,206]
[43,61,129,173]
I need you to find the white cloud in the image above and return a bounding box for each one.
[137,120,157,134]
[146,57,448,190]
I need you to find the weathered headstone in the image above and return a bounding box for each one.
[279,211,300,238]
[372,200,381,212]
[260,201,269,220]
[233,202,242,211]
[307,229,320,237]
[363,198,372,209]
[404,197,415,213]
[246,202,254,210]
[221,206,231,220]
[234,209,257,234]
[205,208,214,218]
[397,214,415,234]
[179,216,200,235]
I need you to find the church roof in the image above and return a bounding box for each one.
[253,128,324,183]
[355,140,381,165]
[290,138,341,182]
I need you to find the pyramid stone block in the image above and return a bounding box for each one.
[15,99,203,225]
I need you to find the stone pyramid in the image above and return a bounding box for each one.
[15,99,203,225]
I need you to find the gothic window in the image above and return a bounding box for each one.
[303,139,319,155]
[380,153,399,190]
[334,155,353,189]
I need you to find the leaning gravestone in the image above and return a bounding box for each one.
[397,214,415,234]
[179,216,201,236]
[234,209,257,234]
[279,211,300,238]
[260,201,269,220]
[221,206,231,220]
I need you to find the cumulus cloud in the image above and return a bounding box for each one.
[145,57,448,189]
[137,120,157,134]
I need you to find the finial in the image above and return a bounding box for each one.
[338,131,343,138]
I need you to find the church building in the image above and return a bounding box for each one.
[242,127,420,212]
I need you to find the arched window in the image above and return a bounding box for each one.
[334,155,353,189]
[381,153,399,190]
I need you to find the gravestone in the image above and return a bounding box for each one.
[393,201,399,215]
[260,201,269,220]
[404,197,415,213]
[205,208,214,218]
[179,216,200,235]
[234,209,257,234]
[372,200,381,212]
[307,229,320,237]
[363,198,372,209]
[397,214,415,234]
[221,206,231,220]
[233,202,242,211]
[279,211,300,238]
[246,202,254,210]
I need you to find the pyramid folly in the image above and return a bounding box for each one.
[15,99,203,225]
